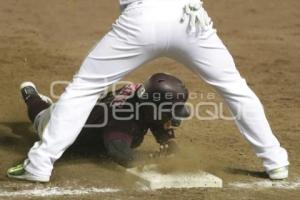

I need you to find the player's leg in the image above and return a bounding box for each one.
[173,29,289,177]
[10,5,156,180]
[7,82,53,182]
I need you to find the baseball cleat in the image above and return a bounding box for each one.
[267,166,289,180]
[7,163,50,182]
[20,82,53,104]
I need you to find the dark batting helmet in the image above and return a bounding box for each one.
[137,73,190,120]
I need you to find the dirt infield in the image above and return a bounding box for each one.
[0,0,299,199]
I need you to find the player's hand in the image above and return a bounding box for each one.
[149,140,179,158]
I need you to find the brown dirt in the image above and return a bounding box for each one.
[0,0,300,199]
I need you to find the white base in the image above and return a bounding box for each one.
[127,165,223,190]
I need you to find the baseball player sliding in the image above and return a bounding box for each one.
[8,73,187,179]
[8,0,289,181]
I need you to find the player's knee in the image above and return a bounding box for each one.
[104,139,134,167]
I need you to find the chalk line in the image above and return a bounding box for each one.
[0,186,120,197]
[229,178,300,190]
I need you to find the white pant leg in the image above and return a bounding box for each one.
[172,29,289,171]
[156,0,289,171]
[25,4,156,177]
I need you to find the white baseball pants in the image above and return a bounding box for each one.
[25,0,289,177]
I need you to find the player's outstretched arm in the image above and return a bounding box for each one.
[150,124,179,158]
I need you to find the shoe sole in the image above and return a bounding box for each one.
[269,173,288,180]
[7,172,50,183]
[20,81,37,90]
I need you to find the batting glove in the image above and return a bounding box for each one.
[180,0,212,33]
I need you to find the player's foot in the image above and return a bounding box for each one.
[7,163,50,182]
[267,166,289,180]
[20,82,53,104]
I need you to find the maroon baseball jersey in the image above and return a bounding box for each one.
[82,84,175,148]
